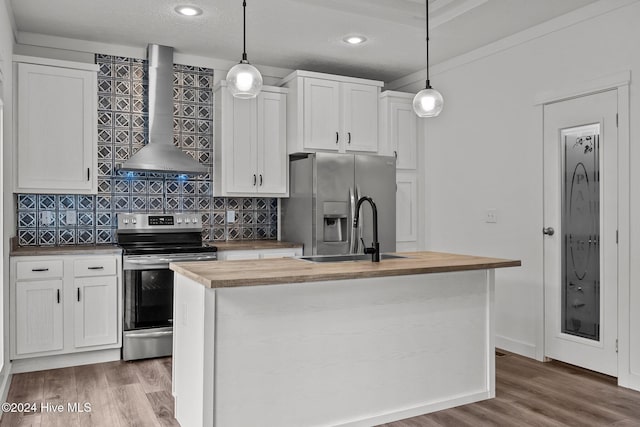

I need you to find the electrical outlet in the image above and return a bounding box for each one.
[226,210,236,223]
[486,209,498,223]
[40,211,55,227]
[66,210,77,225]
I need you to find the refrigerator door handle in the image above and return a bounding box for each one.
[356,185,364,253]
[349,187,357,254]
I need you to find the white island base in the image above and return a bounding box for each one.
[172,269,496,427]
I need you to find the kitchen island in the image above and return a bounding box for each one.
[170,251,520,427]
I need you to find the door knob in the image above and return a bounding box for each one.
[543,227,555,236]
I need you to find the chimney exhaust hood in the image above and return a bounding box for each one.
[119,45,208,175]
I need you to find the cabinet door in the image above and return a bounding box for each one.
[396,172,418,249]
[257,91,287,195]
[390,100,418,169]
[226,96,258,193]
[342,83,378,152]
[16,63,96,193]
[303,78,341,151]
[74,276,118,348]
[16,279,64,355]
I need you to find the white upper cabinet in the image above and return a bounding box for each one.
[281,71,383,154]
[379,91,418,170]
[14,57,98,194]
[214,82,288,197]
[302,78,341,151]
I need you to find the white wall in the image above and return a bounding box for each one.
[0,0,15,399]
[389,0,640,388]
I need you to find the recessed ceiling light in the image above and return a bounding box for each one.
[343,35,367,45]
[175,5,203,16]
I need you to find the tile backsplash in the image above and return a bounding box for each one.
[16,54,277,246]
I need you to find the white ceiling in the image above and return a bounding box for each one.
[9,0,598,82]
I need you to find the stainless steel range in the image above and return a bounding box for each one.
[117,213,217,361]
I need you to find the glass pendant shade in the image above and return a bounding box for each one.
[227,61,263,99]
[413,86,444,117]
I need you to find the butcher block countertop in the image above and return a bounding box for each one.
[10,239,121,256]
[170,251,521,289]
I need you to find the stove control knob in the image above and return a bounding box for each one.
[192,217,198,223]
[184,218,191,224]
[132,218,137,224]
[177,218,183,224]
[123,218,129,224]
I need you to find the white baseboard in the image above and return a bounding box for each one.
[495,335,538,359]
[0,362,12,402]
[619,373,640,392]
[11,349,121,374]
[337,391,492,427]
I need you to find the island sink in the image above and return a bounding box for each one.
[298,253,407,263]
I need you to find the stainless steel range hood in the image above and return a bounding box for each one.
[119,45,208,175]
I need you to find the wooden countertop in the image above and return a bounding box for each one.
[170,251,521,289]
[10,244,122,256]
[210,240,302,251]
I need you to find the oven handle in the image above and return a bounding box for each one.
[125,255,218,264]
[126,330,173,339]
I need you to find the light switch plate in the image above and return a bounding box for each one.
[226,210,236,223]
[486,208,498,223]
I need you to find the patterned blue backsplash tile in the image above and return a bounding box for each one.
[16,54,277,246]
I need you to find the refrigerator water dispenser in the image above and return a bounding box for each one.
[323,202,348,242]
[323,215,347,242]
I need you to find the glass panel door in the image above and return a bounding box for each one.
[562,124,600,340]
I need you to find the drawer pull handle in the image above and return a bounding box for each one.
[348,132,351,144]
[88,266,104,270]
[336,132,339,145]
[77,288,81,302]
[56,289,60,304]
[31,268,49,272]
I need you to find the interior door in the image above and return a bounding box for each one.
[543,90,618,376]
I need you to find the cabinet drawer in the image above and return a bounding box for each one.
[74,257,117,277]
[16,260,64,280]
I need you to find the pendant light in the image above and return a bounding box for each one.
[413,0,443,117]
[226,0,263,99]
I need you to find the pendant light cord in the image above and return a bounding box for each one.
[242,0,248,61]
[425,0,431,88]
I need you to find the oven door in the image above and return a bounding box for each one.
[123,266,174,331]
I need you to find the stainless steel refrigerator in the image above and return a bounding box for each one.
[281,152,396,255]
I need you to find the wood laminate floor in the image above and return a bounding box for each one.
[1,351,640,426]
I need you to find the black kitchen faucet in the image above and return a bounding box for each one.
[353,196,380,262]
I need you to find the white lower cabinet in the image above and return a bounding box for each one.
[11,254,122,361]
[15,279,64,355]
[217,247,303,261]
[73,276,118,348]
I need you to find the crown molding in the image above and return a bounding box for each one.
[16,31,292,79]
[3,0,17,42]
